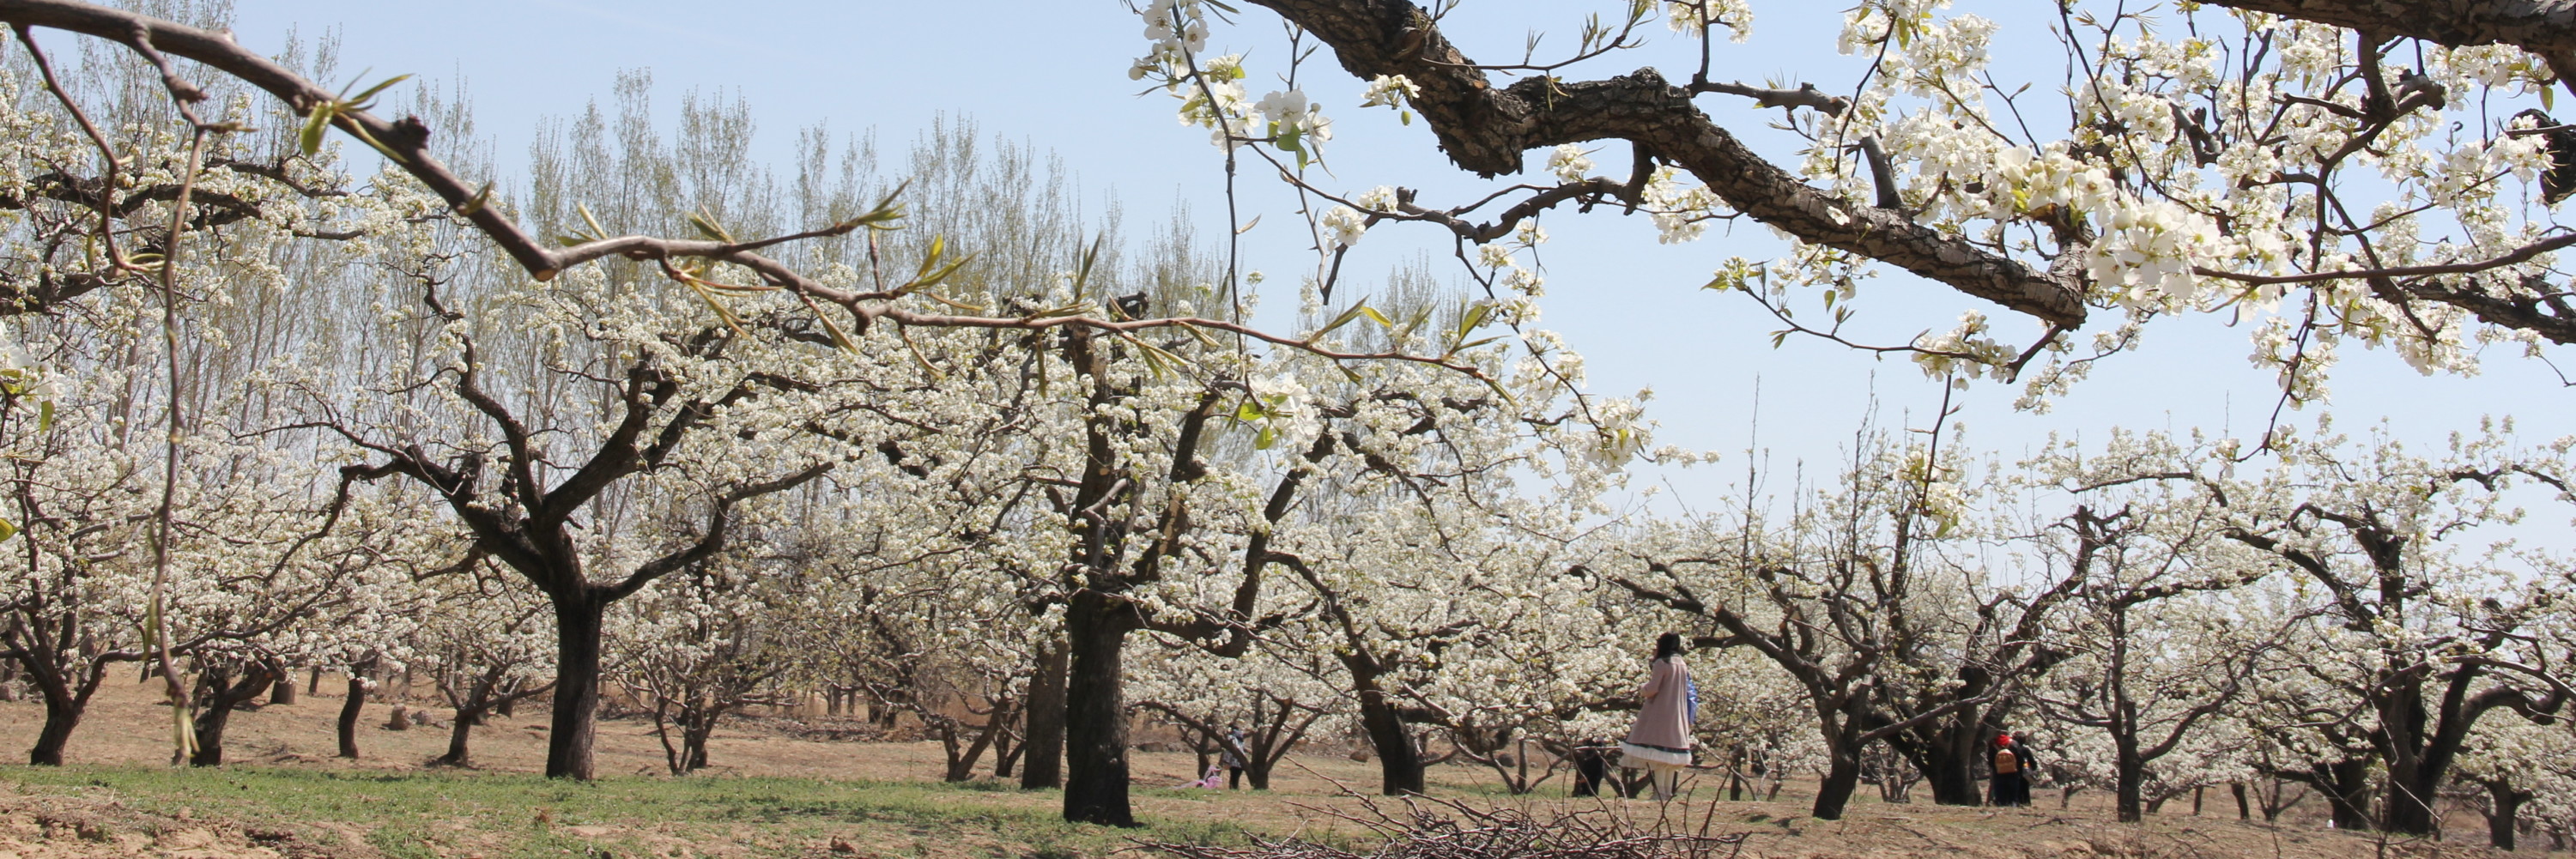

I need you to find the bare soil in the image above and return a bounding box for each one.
[0,676,2531,858]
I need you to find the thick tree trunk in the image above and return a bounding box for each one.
[995,729,1024,779]
[2384,770,2438,833]
[190,705,234,766]
[270,675,295,705]
[682,717,714,772]
[436,675,490,767]
[1021,638,1068,789]
[1727,745,1748,801]
[546,596,607,780]
[1895,705,1985,806]
[190,663,276,767]
[2114,751,2146,823]
[1918,743,1980,805]
[2318,759,2374,831]
[1355,691,1424,795]
[16,650,102,766]
[1060,593,1136,826]
[336,667,368,759]
[439,711,476,766]
[28,698,80,765]
[2486,780,2528,850]
[2231,782,2251,820]
[1813,740,1864,821]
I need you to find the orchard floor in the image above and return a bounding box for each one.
[0,677,2524,858]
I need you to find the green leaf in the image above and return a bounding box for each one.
[299,104,334,156]
[456,183,494,216]
[1312,302,1372,337]
[814,309,858,354]
[1275,125,1309,170]
[1071,234,1105,299]
[36,399,51,433]
[0,517,15,542]
[1398,306,1433,342]
[1458,301,1493,336]
[344,74,414,106]
[688,209,735,243]
[579,203,609,240]
[1177,322,1223,350]
[1361,305,1395,330]
[1254,424,1279,451]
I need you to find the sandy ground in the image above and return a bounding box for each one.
[0,675,2533,858]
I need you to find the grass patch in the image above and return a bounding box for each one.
[2,765,1273,857]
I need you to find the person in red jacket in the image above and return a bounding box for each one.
[1990,732,2030,807]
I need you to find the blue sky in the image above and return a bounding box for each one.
[222,0,2573,511]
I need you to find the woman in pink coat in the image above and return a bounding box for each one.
[1620,632,1694,801]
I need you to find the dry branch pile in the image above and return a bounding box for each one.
[1136,796,1748,859]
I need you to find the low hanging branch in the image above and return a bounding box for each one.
[0,0,1491,378]
[1231,0,2089,328]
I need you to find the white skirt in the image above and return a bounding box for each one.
[1621,741,1692,769]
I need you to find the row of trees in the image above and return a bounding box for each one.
[0,0,1632,830]
[1,0,2574,845]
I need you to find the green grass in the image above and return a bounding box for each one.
[0,765,1277,857]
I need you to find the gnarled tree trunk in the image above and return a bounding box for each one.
[546,596,607,780]
[1021,638,1067,789]
[337,656,373,759]
[1354,693,1424,795]
[1061,591,1136,826]
[190,661,281,767]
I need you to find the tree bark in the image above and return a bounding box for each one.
[28,697,81,765]
[1814,740,1864,821]
[943,712,1007,783]
[11,637,114,766]
[190,662,278,767]
[994,728,1024,779]
[336,659,370,759]
[2188,0,2576,57]
[1060,592,1136,826]
[1237,0,2088,326]
[439,710,476,766]
[269,674,295,705]
[2317,759,2374,831]
[2114,741,2146,823]
[682,714,715,773]
[1891,709,1986,807]
[2485,779,2530,850]
[1354,690,1424,795]
[1021,638,1068,789]
[546,595,608,780]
